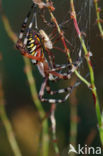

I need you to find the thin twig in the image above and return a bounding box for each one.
[94,0,103,39]
[0,2,49,156]
[0,79,22,156]
[24,58,49,156]
[70,0,103,145]
[45,0,91,88]
[69,76,78,156]
[50,103,60,156]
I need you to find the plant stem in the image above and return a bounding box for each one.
[0,3,49,155]
[69,76,78,156]
[94,0,103,39]
[50,104,60,156]
[70,0,103,145]
[24,58,49,156]
[0,80,22,156]
[45,0,91,88]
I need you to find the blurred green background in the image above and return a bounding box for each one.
[0,0,103,155]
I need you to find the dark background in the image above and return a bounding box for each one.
[0,0,103,155]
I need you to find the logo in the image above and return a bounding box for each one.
[68,144,101,155]
[68,144,77,153]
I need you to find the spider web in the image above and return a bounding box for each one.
[36,1,93,96]
[39,0,94,64]
[34,0,94,80]
[58,0,94,73]
[66,0,93,56]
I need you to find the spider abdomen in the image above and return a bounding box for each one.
[27,32,41,53]
[26,31,44,64]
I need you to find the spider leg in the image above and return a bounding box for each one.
[20,50,44,61]
[53,46,66,53]
[19,3,35,40]
[51,33,72,53]
[23,4,38,46]
[52,36,62,45]
[49,52,82,81]
[40,81,80,104]
[45,48,55,69]
[39,77,48,100]
[40,8,55,28]
[48,59,82,80]
[50,31,58,41]
[49,63,72,72]
[40,92,71,103]
[49,28,57,38]
[16,3,38,50]
[45,81,72,95]
[40,8,71,29]
[53,49,82,73]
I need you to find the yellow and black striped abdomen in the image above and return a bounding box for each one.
[27,32,40,53]
[26,31,44,64]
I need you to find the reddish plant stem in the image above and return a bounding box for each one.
[94,0,103,38]
[70,0,103,145]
